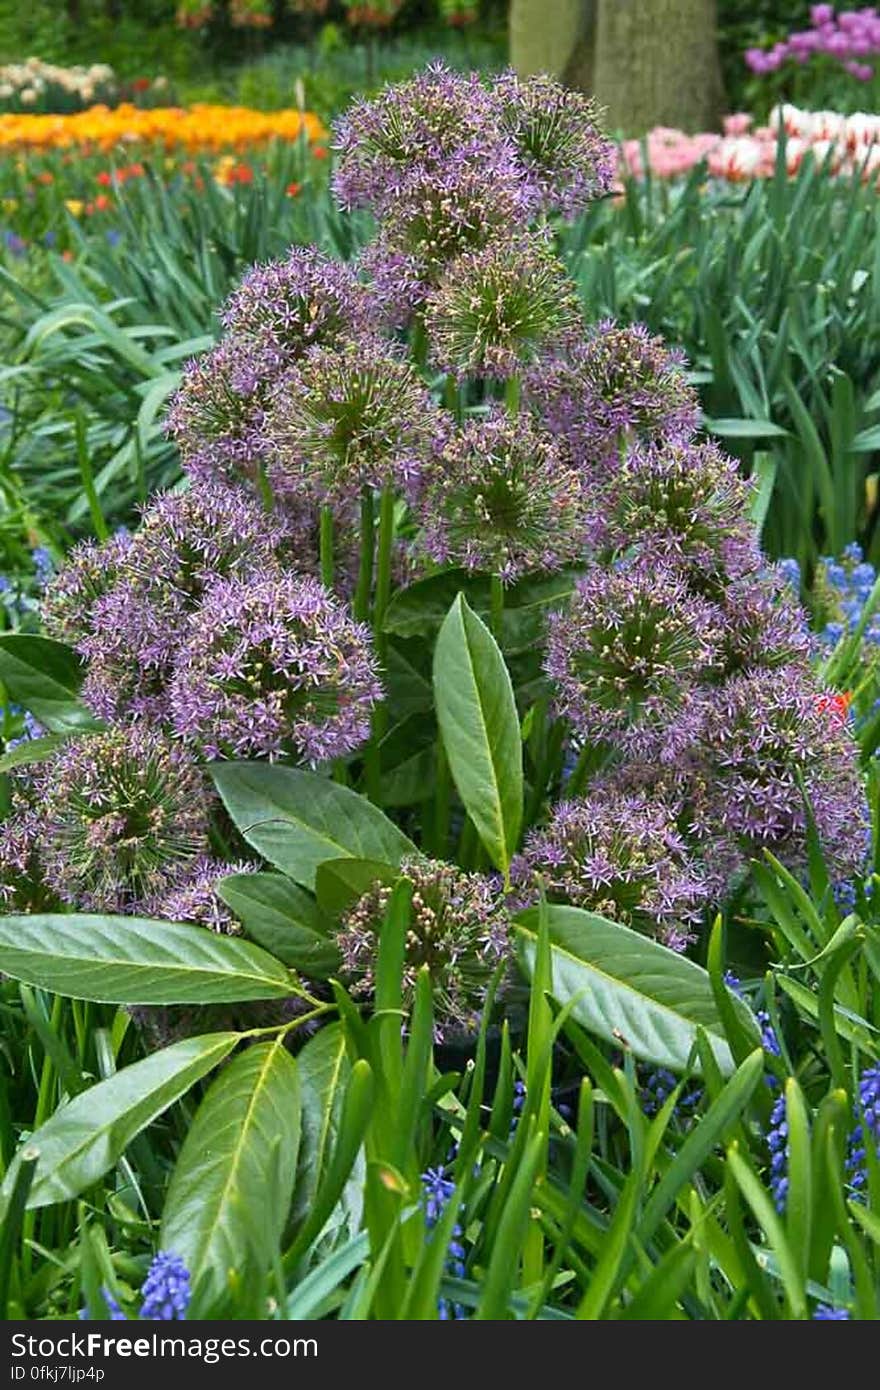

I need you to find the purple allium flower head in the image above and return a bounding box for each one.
[425,234,580,382]
[491,70,615,217]
[544,561,722,761]
[219,246,374,365]
[170,570,382,764]
[598,439,759,586]
[699,665,870,879]
[358,240,427,330]
[78,481,304,725]
[139,1252,191,1321]
[331,61,501,214]
[513,788,712,948]
[0,798,49,912]
[336,856,511,1042]
[41,532,131,647]
[33,727,210,913]
[145,857,258,935]
[525,321,700,464]
[165,338,275,489]
[415,407,588,582]
[371,145,531,289]
[720,570,813,674]
[266,336,436,504]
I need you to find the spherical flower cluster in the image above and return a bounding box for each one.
[170,570,382,762]
[514,790,711,950]
[415,409,588,582]
[165,338,275,487]
[426,235,581,381]
[0,800,47,912]
[699,665,870,878]
[746,6,880,82]
[545,561,722,760]
[33,727,211,912]
[139,1252,191,1321]
[42,532,131,646]
[266,337,436,503]
[491,72,615,217]
[332,63,504,212]
[598,439,759,586]
[526,321,700,465]
[77,482,301,723]
[719,571,812,673]
[336,857,511,1041]
[219,247,375,365]
[146,856,257,934]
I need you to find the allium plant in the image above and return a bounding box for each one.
[1,64,868,1054]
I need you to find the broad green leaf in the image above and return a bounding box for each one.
[291,1023,355,1230]
[161,1039,301,1318]
[0,734,69,775]
[211,762,416,889]
[314,858,398,919]
[433,595,523,877]
[0,636,99,733]
[703,417,789,439]
[217,871,340,976]
[517,905,760,1074]
[0,914,294,1003]
[2,1033,238,1209]
[385,569,574,654]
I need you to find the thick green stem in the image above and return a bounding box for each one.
[256,460,275,513]
[353,486,375,624]
[505,374,521,417]
[373,486,396,653]
[490,574,505,643]
[443,373,460,423]
[319,505,335,591]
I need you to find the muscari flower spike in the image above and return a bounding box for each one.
[414,407,588,582]
[170,569,382,763]
[336,857,511,1042]
[139,1252,191,1321]
[425,234,581,382]
[33,726,211,913]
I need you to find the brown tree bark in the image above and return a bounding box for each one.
[592,0,725,134]
[509,0,725,135]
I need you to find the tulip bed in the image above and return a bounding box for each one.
[0,64,879,1326]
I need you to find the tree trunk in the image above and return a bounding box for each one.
[592,0,725,135]
[509,0,725,135]
[509,0,589,81]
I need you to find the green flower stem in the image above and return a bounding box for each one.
[373,486,396,653]
[319,505,335,591]
[505,374,521,417]
[256,460,275,513]
[353,486,375,623]
[443,373,460,424]
[490,574,505,643]
[411,314,428,371]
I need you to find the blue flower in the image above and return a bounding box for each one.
[138,1251,191,1321]
[776,558,800,590]
[846,1063,880,1193]
[842,542,864,564]
[31,547,53,585]
[813,1304,850,1320]
[79,1287,127,1321]
[767,1091,789,1212]
[421,1167,466,1319]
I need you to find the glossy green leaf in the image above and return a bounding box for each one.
[211,762,416,889]
[217,871,340,976]
[2,1032,238,1209]
[161,1039,301,1318]
[291,1023,355,1231]
[0,914,294,1003]
[517,904,760,1074]
[433,594,523,876]
[0,636,99,733]
[314,858,399,919]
